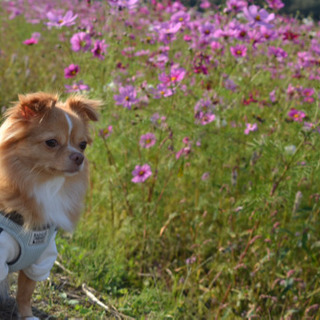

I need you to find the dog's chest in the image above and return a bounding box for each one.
[33,177,74,231]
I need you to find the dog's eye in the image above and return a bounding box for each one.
[79,141,87,150]
[45,139,58,148]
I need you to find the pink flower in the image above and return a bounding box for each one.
[114,85,138,109]
[288,109,306,122]
[99,126,113,139]
[151,84,174,98]
[47,10,78,28]
[23,32,41,45]
[266,0,284,10]
[244,123,258,135]
[243,5,275,28]
[159,66,186,87]
[64,64,80,78]
[131,164,152,183]
[176,146,191,159]
[91,40,108,60]
[230,44,247,58]
[70,32,92,52]
[139,133,156,148]
[65,80,90,93]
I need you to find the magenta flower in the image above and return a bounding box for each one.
[244,123,258,135]
[151,84,174,98]
[225,0,247,13]
[131,164,152,183]
[243,5,275,28]
[230,44,247,58]
[288,109,306,122]
[99,126,113,139]
[266,0,284,10]
[47,10,78,28]
[268,46,288,61]
[176,146,191,159]
[159,66,186,87]
[70,32,92,52]
[114,85,138,109]
[65,80,90,93]
[200,113,216,125]
[64,64,80,78]
[91,40,108,60]
[140,133,156,148]
[23,32,40,45]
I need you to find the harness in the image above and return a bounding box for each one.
[0,214,57,273]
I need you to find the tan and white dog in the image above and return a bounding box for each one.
[0,92,99,319]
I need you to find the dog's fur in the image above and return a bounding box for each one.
[0,92,99,318]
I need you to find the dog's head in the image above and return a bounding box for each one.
[0,92,100,177]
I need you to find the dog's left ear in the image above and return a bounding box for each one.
[66,95,100,122]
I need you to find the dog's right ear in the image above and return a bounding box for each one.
[7,92,58,120]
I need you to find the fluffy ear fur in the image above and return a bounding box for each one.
[66,95,100,122]
[6,92,58,121]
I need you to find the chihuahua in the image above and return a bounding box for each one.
[0,92,100,319]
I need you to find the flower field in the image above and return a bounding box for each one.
[1,0,320,318]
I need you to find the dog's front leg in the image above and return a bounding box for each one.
[16,270,37,319]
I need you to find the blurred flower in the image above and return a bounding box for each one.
[159,66,186,87]
[225,0,247,13]
[266,0,284,10]
[114,85,138,109]
[176,146,191,159]
[243,5,275,28]
[65,80,90,93]
[244,123,258,135]
[132,164,152,183]
[201,172,210,181]
[70,32,92,52]
[91,40,108,60]
[64,64,80,78]
[23,32,40,45]
[140,133,156,148]
[99,126,113,139]
[288,108,306,122]
[230,44,247,58]
[47,10,77,28]
[151,83,174,98]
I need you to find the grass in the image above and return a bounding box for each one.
[1,0,320,319]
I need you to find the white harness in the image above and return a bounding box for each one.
[0,214,56,273]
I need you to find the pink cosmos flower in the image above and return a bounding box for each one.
[131,164,152,183]
[70,32,92,52]
[159,66,186,87]
[176,146,191,159]
[99,126,113,139]
[288,109,306,122]
[91,40,108,60]
[47,10,78,28]
[64,64,80,78]
[230,44,247,58]
[151,84,174,99]
[244,123,258,135]
[114,85,138,109]
[268,46,288,61]
[23,32,41,45]
[243,5,275,28]
[225,0,247,13]
[139,133,156,148]
[266,0,284,10]
[65,80,90,93]
[199,113,215,125]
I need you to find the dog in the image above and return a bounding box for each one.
[0,92,100,319]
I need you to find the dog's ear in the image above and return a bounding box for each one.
[66,95,100,122]
[9,92,58,120]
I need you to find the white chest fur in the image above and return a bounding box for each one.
[33,177,74,232]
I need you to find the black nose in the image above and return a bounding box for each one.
[69,152,84,166]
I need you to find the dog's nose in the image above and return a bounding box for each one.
[69,152,84,166]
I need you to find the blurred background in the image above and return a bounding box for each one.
[180,0,320,19]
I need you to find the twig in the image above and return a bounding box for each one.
[54,260,74,275]
[82,284,135,320]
